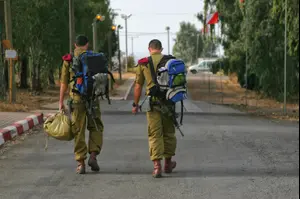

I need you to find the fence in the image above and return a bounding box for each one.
[187,71,299,116]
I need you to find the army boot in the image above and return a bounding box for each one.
[152,160,162,178]
[164,158,176,173]
[88,152,100,172]
[76,160,86,174]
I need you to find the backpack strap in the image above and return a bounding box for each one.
[180,100,184,125]
[148,56,158,85]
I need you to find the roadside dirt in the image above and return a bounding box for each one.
[187,72,299,122]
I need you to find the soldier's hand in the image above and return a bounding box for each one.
[132,107,139,115]
[59,102,65,111]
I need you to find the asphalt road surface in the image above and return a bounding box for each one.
[0,113,299,199]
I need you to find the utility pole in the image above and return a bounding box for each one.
[4,0,15,103]
[69,0,75,53]
[131,37,134,56]
[117,25,122,80]
[166,26,170,54]
[108,29,113,90]
[196,33,199,62]
[283,0,287,115]
[130,36,138,56]
[121,14,132,72]
[92,23,97,51]
[244,0,248,107]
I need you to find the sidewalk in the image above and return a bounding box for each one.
[0,112,44,146]
[0,112,37,129]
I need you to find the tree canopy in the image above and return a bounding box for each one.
[203,0,299,101]
[0,0,118,96]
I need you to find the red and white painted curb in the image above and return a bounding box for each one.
[0,113,44,147]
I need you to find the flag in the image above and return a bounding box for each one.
[206,12,219,25]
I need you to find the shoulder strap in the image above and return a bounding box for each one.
[157,55,176,69]
[148,56,158,85]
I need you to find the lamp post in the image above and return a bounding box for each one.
[244,0,249,106]
[117,25,123,80]
[69,0,75,53]
[108,25,117,90]
[283,0,287,115]
[121,14,132,72]
[92,14,105,52]
[166,26,170,54]
[1,0,15,103]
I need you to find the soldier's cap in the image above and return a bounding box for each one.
[75,35,89,46]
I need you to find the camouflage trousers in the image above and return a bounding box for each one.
[69,97,104,161]
[146,105,177,161]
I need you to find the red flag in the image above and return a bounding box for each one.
[206,12,219,25]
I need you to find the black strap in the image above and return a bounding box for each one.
[107,71,116,83]
[180,100,184,125]
[148,56,158,85]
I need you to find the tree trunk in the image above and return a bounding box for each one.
[48,69,55,87]
[36,63,41,91]
[20,56,28,88]
[0,64,7,100]
[4,62,8,90]
[31,64,37,91]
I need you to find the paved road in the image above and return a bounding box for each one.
[0,113,299,199]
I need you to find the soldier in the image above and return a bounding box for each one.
[59,35,104,174]
[132,39,177,178]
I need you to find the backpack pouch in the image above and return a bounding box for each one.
[166,87,187,103]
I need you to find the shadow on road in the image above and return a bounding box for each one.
[56,167,299,178]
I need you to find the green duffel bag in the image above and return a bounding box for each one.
[43,111,74,141]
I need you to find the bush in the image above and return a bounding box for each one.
[121,56,136,70]
[211,57,230,75]
[127,56,136,68]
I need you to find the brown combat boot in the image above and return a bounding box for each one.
[76,160,86,174]
[164,158,176,173]
[152,160,162,178]
[88,152,100,172]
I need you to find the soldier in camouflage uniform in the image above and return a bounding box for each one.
[132,39,177,178]
[59,35,104,174]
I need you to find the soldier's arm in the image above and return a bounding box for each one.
[59,54,71,109]
[133,59,146,106]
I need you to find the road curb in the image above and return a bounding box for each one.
[123,78,135,100]
[0,113,44,147]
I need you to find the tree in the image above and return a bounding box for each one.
[6,0,118,94]
[212,0,299,100]
[173,22,204,64]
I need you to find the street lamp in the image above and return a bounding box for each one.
[92,14,105,51]
[121,14,132,72]
[117,25,123,80]
[283,0,287,115]
[108,25,117,90]
[110,8,121,17]
[166,26,170,54]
